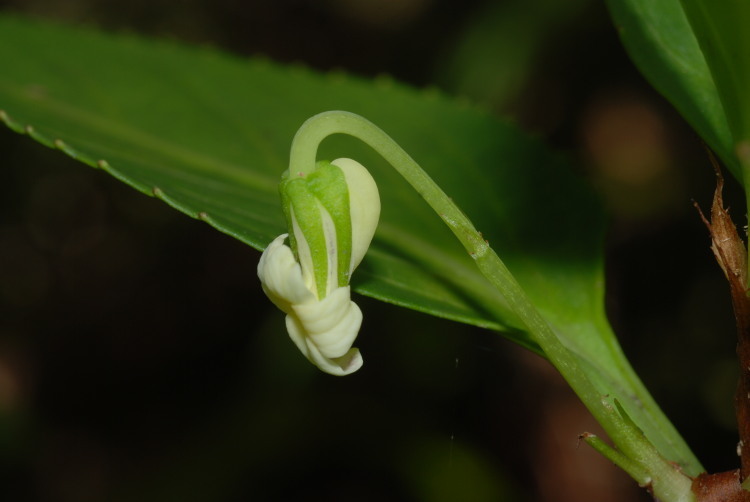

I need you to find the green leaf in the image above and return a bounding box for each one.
[606,0,739,181]
[0,17,518,338]
[0,16,700,473]
[0,15,564,345]
[679,0,750,172]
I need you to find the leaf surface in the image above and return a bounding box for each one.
[0,15,600,347]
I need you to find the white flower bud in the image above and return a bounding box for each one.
[257,158,380,375]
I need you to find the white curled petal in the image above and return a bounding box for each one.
[293,287,356,337]
[285,314,313,360]
[286,315,363,376]
[326,348,363,376]
[283,285,364,375]
[294,287,362,357]
[257,234,316,313]
[331,158,380,274]
[259,235,365,376]
[289,208,317,292]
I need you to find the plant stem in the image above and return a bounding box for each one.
[290,110,695,501]
[697,158,750,486]
[580,432,652,485]
[738,142,750,484]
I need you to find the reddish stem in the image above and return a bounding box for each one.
[693,159,750,499]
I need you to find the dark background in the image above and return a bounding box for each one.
[0,1,744,501]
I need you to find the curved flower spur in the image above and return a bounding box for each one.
[257,158,380,375]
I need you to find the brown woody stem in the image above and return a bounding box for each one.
[694,157,750,499]
[693,471,750,502]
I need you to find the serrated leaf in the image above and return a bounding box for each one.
[0,17,519,339]
[0,15,576,346]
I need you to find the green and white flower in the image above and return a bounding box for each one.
[257,158,380,376]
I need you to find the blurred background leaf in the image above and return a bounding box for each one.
[437,0,591,113]
[678,0,750,176]
[605,0,739,181]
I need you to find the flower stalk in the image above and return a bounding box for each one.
[260,110,697,500]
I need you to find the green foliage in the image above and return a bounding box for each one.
[0,15,604,352]
[0,13,704,484]
[606,0,739,180]
[679,0,750,172]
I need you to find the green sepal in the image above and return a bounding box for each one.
[307,161,352,288]
[280,174,325,297]
[279,160,352,298]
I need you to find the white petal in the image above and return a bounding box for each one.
[287,315,363,376]
[331,158,380,275]
[289,209,317,293]
[257,234,315,313]
[259,235,365,376]
[317,202,339,298]
[325,348,363,376]
[284,286,364,375]
[293,286,362,357]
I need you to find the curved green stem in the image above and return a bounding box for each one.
[289,110,695,501]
